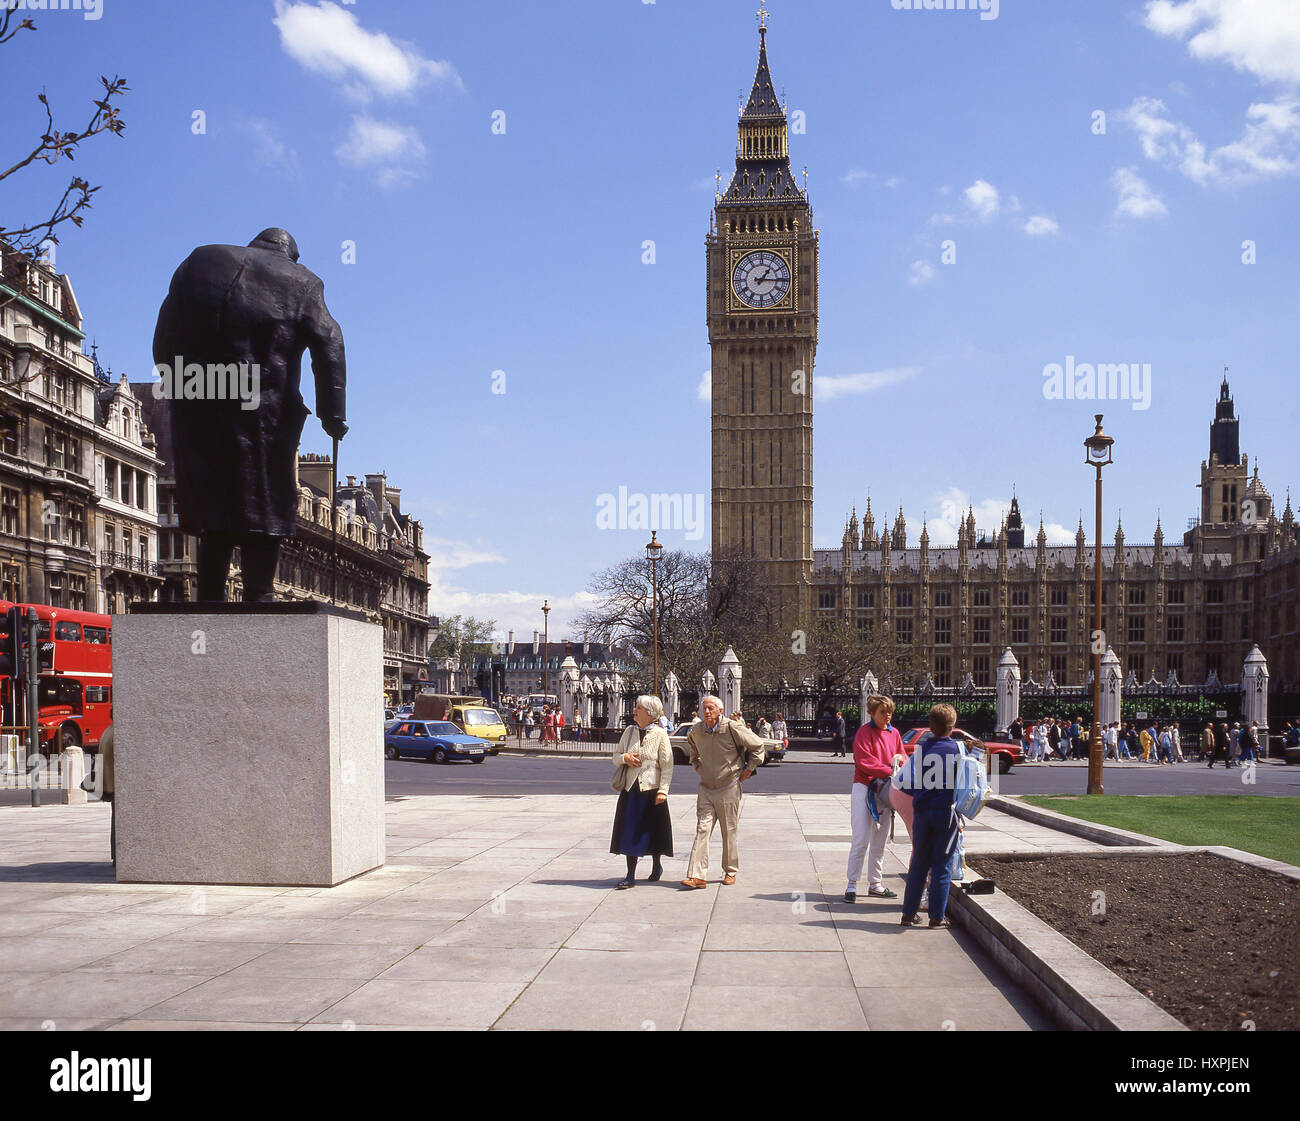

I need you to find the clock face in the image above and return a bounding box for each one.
[732,250,792,309]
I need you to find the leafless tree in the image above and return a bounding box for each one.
[0,9,128,321]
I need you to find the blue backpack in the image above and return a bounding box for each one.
[952,743,990,820]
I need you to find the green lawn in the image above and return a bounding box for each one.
[1020,795,1300,866]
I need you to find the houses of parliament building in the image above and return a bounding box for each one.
[709,13,1300,692]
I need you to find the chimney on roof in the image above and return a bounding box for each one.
[365,473,385,508]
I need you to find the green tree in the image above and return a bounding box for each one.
[428,615,497,662]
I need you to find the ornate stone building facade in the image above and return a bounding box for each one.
[94,373,164,612]
[0,246,99,608]
[708,15,817,627]
[811,382,1299,691]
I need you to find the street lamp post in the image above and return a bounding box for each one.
[1084,414,1114,796]
[541,599,551,701]
[646,530,663,696]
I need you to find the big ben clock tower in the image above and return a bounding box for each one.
[708,4,818,627]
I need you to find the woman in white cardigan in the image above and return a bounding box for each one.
[610,694,674,889]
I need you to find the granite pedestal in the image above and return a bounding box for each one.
[114,604,385,886]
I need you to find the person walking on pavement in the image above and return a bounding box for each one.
[681,694,765,889]
[1048,719,1061,761]
[1199,722,1215,762]
[98,724,116,865]
[1209,721,1231,768]
[610,696,673,889]
[1240,721,1259,765]
[1157,725,1174,765]
[831,710,847,757]
[844,694,904,903]
[898,704,962,929]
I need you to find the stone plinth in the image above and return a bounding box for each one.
[114,603,384,886]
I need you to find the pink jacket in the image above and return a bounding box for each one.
[853,722,903,786]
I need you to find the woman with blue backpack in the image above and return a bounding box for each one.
[896,703,969,929]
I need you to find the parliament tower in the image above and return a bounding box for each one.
[708,8,818,626]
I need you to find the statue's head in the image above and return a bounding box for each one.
[248,227,300,262]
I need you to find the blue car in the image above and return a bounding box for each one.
[385,719,488,764]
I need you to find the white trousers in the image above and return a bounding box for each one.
[846,780,891,892]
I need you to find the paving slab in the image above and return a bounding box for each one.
[0,792,1063,1031]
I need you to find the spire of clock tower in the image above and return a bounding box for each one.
[719,7,804,208]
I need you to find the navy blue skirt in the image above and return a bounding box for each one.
[610,785,673,858]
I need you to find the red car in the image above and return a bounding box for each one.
[899,726,1023,774]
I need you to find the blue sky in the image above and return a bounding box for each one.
[4,0,1298,640]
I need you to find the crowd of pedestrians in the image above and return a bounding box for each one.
[1010,715,1268,765]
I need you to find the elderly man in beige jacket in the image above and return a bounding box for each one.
[682,695,765,888]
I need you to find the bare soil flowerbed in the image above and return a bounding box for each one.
[976,852,1299,1031]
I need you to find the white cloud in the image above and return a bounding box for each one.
[841,170,902,188]
[1024,215,1060,236]
[923,488,1072,547]
[424,539,599,643]
[243,118,300,178]
[334,115,426,185]
[1112,166,1169,218]
[963,178,1001,221]
[697,369,711,403]
[273,0,461,99]
[1121,94,1300,185]
[815,367,919,401]
[908,259,936,286]
[1144,0,1300,86]
[424,538,601,641]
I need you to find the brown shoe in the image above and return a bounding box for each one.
[680,878,707,890]
[722,874,736,886]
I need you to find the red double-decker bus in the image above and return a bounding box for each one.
[0,602,112,755]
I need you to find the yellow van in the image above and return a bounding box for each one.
[414,694,508,753]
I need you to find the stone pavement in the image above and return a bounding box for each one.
[0,793,1099,1030]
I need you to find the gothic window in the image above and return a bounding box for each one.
[1050,586,1068,606]
[1050,616,1067,643]
[1050,654,1068,680]
[1206,614,1223,642]
[1127,615,1146,643]
[973,654,990,686]
[895,618,913,645]
[1167,585,1185,605]
[856,590,874,608]
[1206,584,1224,604]
[973,588,990,607]
[973,617,990,645]
[1011,588,1029,606]
[934,656,950,686]
[1166,615,1184,642]
[933,590,952,607]
[817,591,836,610]
[1011,616,1029,644]
[894,589,912,608]
[934,617,952,645]
[1128,586,1145,605]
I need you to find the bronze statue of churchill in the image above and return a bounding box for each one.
[152,228,347,602]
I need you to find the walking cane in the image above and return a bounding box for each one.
[330,434,339,605]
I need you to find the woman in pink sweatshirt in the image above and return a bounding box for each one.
[844,694,906,903]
